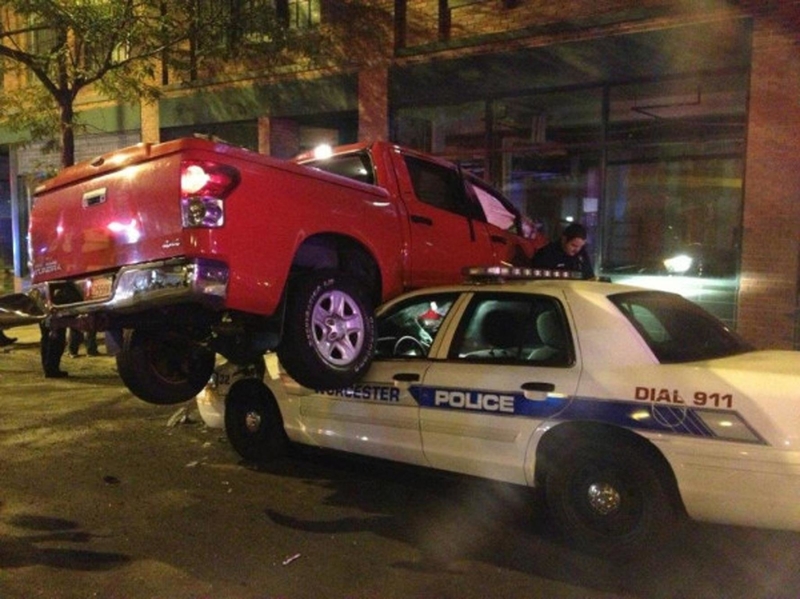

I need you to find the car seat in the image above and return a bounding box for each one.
[527,310,567,363]
[479,309,524,357]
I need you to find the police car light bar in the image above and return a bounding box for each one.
[463,265,582,282]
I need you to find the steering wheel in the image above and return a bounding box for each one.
[393,336,427,357]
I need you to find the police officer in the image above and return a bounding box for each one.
[531,222,595,279]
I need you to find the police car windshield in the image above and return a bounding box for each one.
[610,291,754,363]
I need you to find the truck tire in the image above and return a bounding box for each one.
[278,272,375,390]
[224,378,288,462]
[544,440,676,555]
[116,329,216,405]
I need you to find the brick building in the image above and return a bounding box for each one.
[1,1,798,348]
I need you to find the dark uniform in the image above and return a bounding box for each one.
[40,322,68,378]
[531,241,595,280]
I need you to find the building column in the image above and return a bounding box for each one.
[738,11,800,349]
[260,117,301,159]
[358,65,389,142]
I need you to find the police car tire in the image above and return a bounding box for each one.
[116,328,216,405]
[278,271,375,390]
[224,378,288,462]
[544,441,675,554]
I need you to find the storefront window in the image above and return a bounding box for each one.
[395,92,604,242]
[494,89,604,245]
[602,73,747,324]
[394,68,747,324]
[395,101,487,160]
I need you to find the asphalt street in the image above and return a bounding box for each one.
[2,324,800,599]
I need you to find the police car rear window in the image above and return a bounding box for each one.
[610,291,753,363]
[449,293,573,366]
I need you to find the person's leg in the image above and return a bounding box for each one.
[68,328,84,357]
[86,331,99,356]
[41,322,67,378]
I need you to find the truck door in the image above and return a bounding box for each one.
[466,178,539,266]
[395,153,495,287]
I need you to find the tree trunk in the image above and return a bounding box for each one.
[60,102,75,168]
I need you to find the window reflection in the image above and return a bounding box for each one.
[394,70,747,326]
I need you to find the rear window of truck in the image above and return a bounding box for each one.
[303,152,375,185]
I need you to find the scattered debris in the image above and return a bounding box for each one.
[167,407,191,427]
[282,553,301,566]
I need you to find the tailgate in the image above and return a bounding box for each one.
[30,141,190,283]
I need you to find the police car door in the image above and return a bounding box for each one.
[418,291,581,485]
[295,292,461,466]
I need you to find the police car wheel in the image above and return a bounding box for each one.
[544,441,675,554]
[279,271,375,390]
[116,328,215,405]
[224,378,288,462]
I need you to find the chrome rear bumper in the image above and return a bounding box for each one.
[29,258,229,319]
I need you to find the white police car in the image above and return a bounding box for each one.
[199,267,800,553]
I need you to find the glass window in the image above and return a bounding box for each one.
[403,155,477,218]
[282,0,321,29]
[610,291,752,363]
[303,151,375,185]
[395,101,487,162]
[375,293,459,359]
[602,72,747,325]
[467,177,518,232]
[391,44,748,328]
[449,294,572,366]
[495,89,605,242]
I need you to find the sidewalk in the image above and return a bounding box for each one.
[2,323,41,345]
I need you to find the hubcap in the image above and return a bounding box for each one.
[311,289,365,366]
[587,482,621,516]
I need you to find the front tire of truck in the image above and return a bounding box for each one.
[278,271,375,390]
[116,329,216,405]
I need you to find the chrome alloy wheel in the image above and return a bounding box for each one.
[309,288,365,367]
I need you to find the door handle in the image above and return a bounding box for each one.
[410,215,433,226]
[521,381,555,392]
[521,381,556,402]
[393,372,420,382]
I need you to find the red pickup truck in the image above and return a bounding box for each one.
[26,138,543,404]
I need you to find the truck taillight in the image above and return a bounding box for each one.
[180,161,240,228]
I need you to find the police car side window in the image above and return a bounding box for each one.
[375,293,458,359]
[449,294,572,366]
